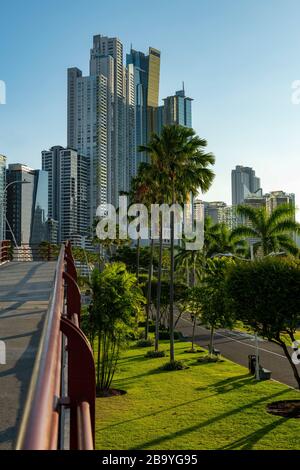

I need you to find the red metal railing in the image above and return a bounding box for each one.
[16,241,95,450]
[0,240,11,263]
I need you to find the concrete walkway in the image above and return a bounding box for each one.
[0,261,56,449]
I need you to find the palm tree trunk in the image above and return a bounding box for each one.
[97,331,101,391]
[155,214,163,352]
[145,238,154,339]
[136,237,140,280]
[209,326,214,357]
[186,259,189,286]
[192,252,196,287]
[192,316,196,351]
[169,184,175,363]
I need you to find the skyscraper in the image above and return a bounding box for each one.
[68,35,161,214]
[203,201,238,230]
[6,164,48,246]
[42,146,89,243]
[126,47,161,176]
[231,165,261,206]
[89,35,126,206]
[68,69,108,220]
[0,154,6,241]
[163,88,193,127]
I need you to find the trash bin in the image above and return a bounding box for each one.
[248,354,259,375]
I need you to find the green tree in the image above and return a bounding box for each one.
[89,262,145,394]
[204,220,247,258]
[192,257,236,355]
[232,204,300,257]
[175,237,203,286]
[141,125,215,363]
[226,257,300,388]
[130,163,160,339]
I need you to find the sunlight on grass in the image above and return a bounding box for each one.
[95,340,300,450]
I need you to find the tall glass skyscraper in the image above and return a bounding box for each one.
[163,88,193,127]
[126,47,161,175]
[0,155,6,241]
[6,164,48,245]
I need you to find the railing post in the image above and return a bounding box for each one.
[63,271,81,326]
[65,242,77,282]
[60,318,95,450]
[0,240,11,263]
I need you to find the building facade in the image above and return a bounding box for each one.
[6,164,48,246]
[126,47,161,177]
[42,146,89,244]
[202,200,238,230]
[231,165,261,206]
[0,154,6,240]
[163,88,192,127]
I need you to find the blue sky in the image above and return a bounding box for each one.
[1,0,300,207]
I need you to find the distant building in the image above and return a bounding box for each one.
[243,194,267,211]
[42,146,89,244]
[0,155,6,240]
[265,190,295,213]
[243,190,295,213]
[243,190,296,232]
[163,88,193,128]
[126,46,161,177]
[203,201,238,230]
[6,164,48,246]
[231,165,261,206]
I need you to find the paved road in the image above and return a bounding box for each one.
[176,313,300,390]
[0,261,56,449]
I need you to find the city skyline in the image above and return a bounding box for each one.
[1,0,300,209]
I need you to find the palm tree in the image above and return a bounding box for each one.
[232,204,300,257]
[175,237,203,286]
[130,163,160,338]
[141,125,215,363]
[205,220,247,258]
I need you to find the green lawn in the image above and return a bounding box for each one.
[95,340,300,450]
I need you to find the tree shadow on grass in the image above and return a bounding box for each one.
[196,373,255,394]
[113,366,166,386]
[96,393,218,432]
[128,388,291,450]
[219,416,288,450]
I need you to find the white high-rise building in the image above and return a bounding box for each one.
[68,35,138,221]
[42,146,89,243]
[68,69,108,223]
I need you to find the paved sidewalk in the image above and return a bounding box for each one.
[0,262,56,449]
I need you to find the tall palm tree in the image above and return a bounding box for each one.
[130,163,160,338]
[205,221,248,258]
[141,125,215,363]
[175,237,203,286]
[232,204,300,257]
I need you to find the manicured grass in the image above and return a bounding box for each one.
[95,340,300,450]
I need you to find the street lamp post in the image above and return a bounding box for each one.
[1,179,31,245]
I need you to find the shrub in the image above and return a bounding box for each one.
[158,330,183,340]
[161,360,187,371]
[197,354,223,364]
[136,338,154,348]
[145,350,166,358]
